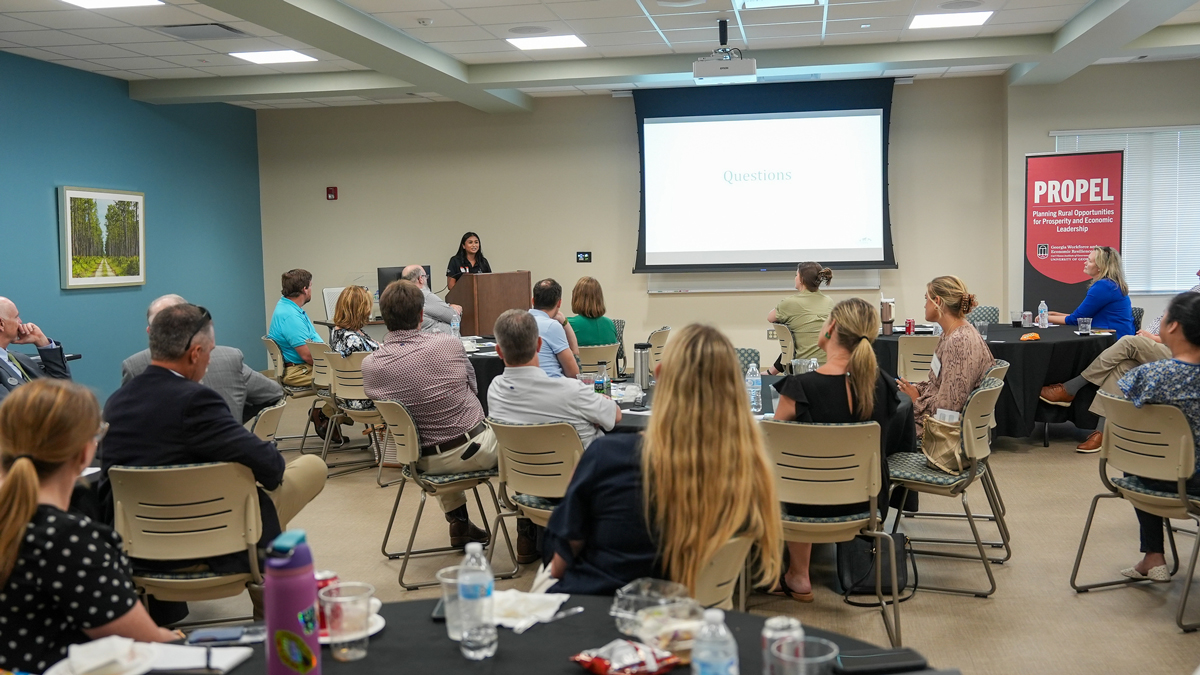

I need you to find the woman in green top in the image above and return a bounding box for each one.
[567,276,619,346]
[767,262,835,374]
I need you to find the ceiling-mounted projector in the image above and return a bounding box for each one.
[693,19,756,85]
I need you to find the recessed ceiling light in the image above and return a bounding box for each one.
[909,11,992,29]
[230,50,317,64]
[509,26,550,35]
[741,0,819,8]
[62,0,162,7]
[506,35,586,50]
[939,0,983,8]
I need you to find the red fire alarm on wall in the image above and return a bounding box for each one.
[326,187,338,200]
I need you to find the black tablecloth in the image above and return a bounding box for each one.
[873,326,1115,438]
[240,595,882,675]
[469,350,505,414]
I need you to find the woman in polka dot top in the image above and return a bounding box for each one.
[0,380,178,674]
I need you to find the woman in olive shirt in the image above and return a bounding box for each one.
[567,276,619,347]
[767,262,835,374]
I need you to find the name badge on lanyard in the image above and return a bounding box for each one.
[931,353,941,378]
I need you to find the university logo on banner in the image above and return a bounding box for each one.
[1023,151,1123,312]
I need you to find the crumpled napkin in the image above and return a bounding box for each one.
[68,636,137,675]
[491,589,569,628]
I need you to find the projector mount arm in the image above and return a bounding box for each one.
[711,19,742,61]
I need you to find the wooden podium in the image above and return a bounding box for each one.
[445,271,532,337]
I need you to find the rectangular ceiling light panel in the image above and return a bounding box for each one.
[909,12,992,29]
[741,0,820,9]
[230,50,317,64]
[63,0,163,7]
[506,35,586,50]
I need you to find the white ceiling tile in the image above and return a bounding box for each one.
[744,34,820,49]
[826,0,915,21]
[321,99,382,105]
[735,6,824,24]
[910,0,1002,9]
[975,20,1062,37]
[662,26,745,45]
[0,37,16,47]
[597,44,672,56]
[441,0,540,9]
[651,11,730,30]
[372,9,474,29]
[44,43,140,58]
[480,20,573,38]
[432,37,514,52]
[193,63,279,75]
[826,16,907,33]
[307,95,368,101]
[0,0,72,9]
[8,10,125,29]
[373,97,434,103]
[65,26,174,43]
[518,84,575,91]
[103,70,152,79]
[178,36,285,52]
[576,29,663,45]
[118,40,215,56]
[566,15,654,33]
[456,50,531,62]
[899,25,982,40]
[266,60,351,72]
[821,30,900,44]
[546,0,644,20]
[342,0,450,11]
[255,98,311,103]
[404,24,496,41]
[2,45,67,59]
[180,4,241,22]
[92,5,211,27]
[263,35,313,49]
[743,22,821,39]
[159,52,242,66]
[271,101,327,107]
[129,66,214,77]
[90,55,179,68]
[220,21,281,38]
[53,58,115,71]
[457,3,559,23]
[998,0,1085,8]
[524,46,599,59]
[230,101,272,108]
[0,29,95,46]
[645,2,733,15]
[989,5,1078,25]
[339,60,372,69]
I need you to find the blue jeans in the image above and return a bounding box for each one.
[1131,474,1200,554]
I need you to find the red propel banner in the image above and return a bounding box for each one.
[1023,151,1123,312]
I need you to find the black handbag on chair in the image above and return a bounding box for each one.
[836,533,917,606]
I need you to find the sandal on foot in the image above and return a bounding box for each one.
[778,575,814,603]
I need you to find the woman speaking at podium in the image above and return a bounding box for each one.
[446,231,492,290]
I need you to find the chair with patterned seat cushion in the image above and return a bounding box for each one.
[110,462,262,626]
[760,419,901,647]
[262,336,318,448]
[966,305,999,325]
[1132,306,1145,332]
[322,350,385,479]
[735,348,761,374]
[375,400,507,590]
[888,377,1006,597]
[1069,391,1200,631]
[486,419,585,578]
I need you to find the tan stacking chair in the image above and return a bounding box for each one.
[304,339,344,458]
[896,335,940,382]
[760,420,902,647]
[110,463,262,626]
[694,536,755,612]
[647,327,671,372]
[375,400,508,590]
[486,420,585,578]
[773,326,795,373]
[1070,391,1200,631]
[249,399,287,444]
[888,378,1006,598]
[261,336,317,448]
[578,343,620,375]
[321,350,385,478]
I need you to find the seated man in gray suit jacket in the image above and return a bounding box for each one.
[402,264,462,334]
[122,294,283,422]
[0,297,71,402]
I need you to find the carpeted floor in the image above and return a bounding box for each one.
[191,406,1200,674]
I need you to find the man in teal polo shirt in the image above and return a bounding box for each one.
[268,268,334,437]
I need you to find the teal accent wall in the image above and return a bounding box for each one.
[0,52,264,402]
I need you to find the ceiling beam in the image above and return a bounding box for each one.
[129,71,415,104]
[193,0,532,113]
[1008,0,1196,85]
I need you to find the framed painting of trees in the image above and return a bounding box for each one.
[58,187,145,289]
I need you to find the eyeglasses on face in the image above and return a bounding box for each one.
[185,305,213,349]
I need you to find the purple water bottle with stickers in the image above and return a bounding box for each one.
[266,530,321,675]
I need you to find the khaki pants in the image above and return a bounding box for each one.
[266,455,328,528]
[282,363,314,388]
[417,426,498,513]
[1082,335,1171,416]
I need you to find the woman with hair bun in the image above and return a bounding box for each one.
[771,297,904,602]
[767,262,835,374]
[896,276,994,433]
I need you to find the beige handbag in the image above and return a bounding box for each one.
[921,416,965,474]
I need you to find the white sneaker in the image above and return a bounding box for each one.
[1120,564,1171,582]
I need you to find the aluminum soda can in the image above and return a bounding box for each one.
[905,318,915,335]
[762,615,804,675]
[315,570,339,630]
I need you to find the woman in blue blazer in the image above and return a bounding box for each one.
[1048,246,1136,338]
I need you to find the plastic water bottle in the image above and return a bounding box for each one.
[1038,300,1049,329]
[596,361,611,397]
[451,314,461,338]
[693,609,738,675]
[746,364,762,414]
[458,542,497,660]
[265,530,321,675]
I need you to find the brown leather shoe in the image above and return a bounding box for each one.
[1077,431,1103,453]
[1040,383,1075,407]
[448,518,490,549]
[516,522,539,565]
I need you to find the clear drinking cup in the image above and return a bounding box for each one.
[318,582,375,662]
[1078,317,1093,334]
[790,358,804,374]
[1010,310,1022,328]
[577,373,596,388]
[436,565,465,641]
[770,636,840,675]
[974,320,989,340]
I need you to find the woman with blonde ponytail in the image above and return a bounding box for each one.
[0,380,178,673]
[896,276,995,433]
[767,262,835,374]
[543,324,782,596]
[771,297,904,602]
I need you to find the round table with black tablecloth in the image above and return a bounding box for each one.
[873,325,1116,438]
[468,350,505,415]
[238,595,889,675]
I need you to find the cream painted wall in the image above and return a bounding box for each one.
[257,76,1006,362]
[1005,60,1200,324]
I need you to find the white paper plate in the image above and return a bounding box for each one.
[46,642,157,675]
[319,613,385,645]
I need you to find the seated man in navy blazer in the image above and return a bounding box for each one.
[99,304,327,588]
[0,296,70,402]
